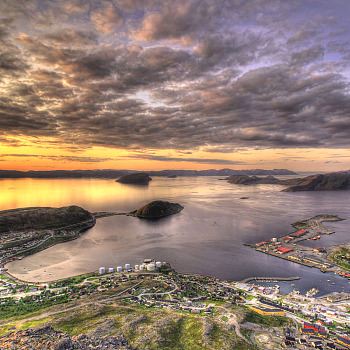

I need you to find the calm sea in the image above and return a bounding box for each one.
[2,176,350,295]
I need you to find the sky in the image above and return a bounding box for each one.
[0,0,350,172]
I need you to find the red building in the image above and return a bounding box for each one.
[256,241,270,247]
[276,246,293,254]
[293,229,308,237]
[302,322,327,337]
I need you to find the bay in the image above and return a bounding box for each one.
[2,176,349,295]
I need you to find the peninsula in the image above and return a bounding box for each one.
[248,214,350,277]
[282,172,350,192]
[0,206,96,266]
[226,171,350,192]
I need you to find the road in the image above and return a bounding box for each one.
[0,280,144,329]
[137,282,178,300]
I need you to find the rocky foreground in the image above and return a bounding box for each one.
[0,326,136,350]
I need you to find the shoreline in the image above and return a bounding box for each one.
[0,211,128,275]
[3,213,349,292]
[2,260,303,300]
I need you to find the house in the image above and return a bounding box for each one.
[337,336,350,348]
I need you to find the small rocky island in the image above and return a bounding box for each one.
[130,200,184,219]
[225,175,280,185]
[116,172,152,184]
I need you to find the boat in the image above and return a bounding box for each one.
[306,287,319,297]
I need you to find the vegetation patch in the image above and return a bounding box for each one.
[243,311,288,328]
[329,247,350,271]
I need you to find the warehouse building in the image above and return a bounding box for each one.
[276,246,293,254]
[249,305,284,316]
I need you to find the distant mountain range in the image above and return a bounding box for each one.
[0,168,297,179]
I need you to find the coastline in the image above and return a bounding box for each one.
[3,213,349,288]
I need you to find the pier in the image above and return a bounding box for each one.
[240,276,300,283]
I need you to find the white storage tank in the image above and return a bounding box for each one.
[271,238,278,243]
[117,266,122,272]
[155,261,162,268]
[99,267,105,274]
[135,265,139,270]
[147,263,156,271]
[139,264,145,271]
[125,263,131,270]
[108,267,114,273]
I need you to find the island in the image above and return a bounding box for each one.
[130,200,184,219]
[226,175,281,185]
[116,172,152,184]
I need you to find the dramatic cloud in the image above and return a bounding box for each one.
[0,0,350,157]
[0,154,118,163]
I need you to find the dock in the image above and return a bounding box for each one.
[248,214,344,274]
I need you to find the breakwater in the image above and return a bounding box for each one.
[240,276,300,283]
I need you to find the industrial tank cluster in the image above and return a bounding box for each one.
[99,259,164,275]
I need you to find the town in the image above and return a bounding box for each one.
[1,258,350,349]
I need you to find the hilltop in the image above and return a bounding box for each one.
[0,206,94,234]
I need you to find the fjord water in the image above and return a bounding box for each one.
[2,176,350,295]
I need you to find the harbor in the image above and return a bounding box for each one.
[248,214,350,278]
